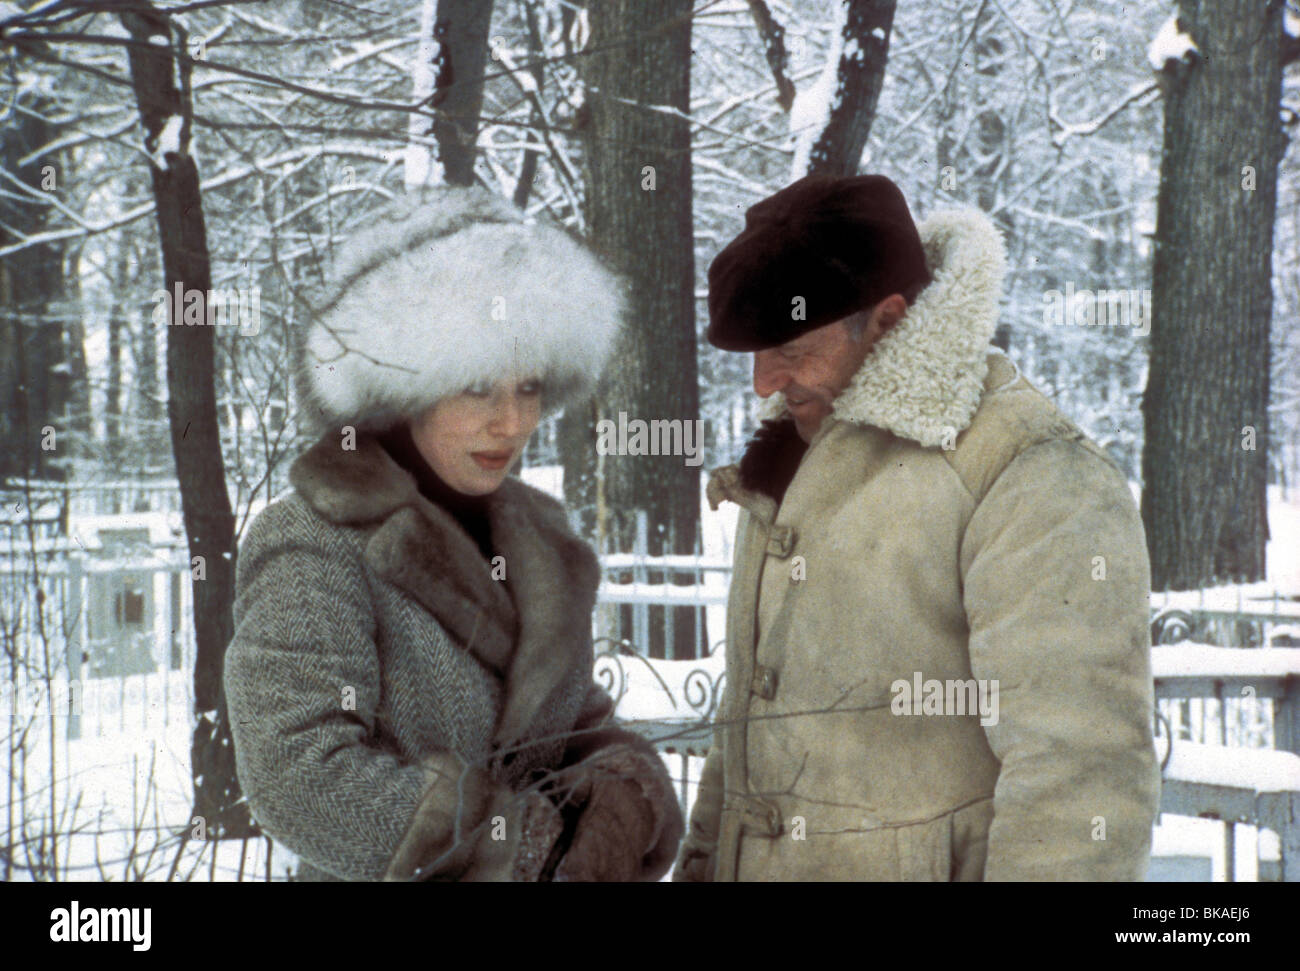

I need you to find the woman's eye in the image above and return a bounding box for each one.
[518,381,542,396]
[464,384,492,398]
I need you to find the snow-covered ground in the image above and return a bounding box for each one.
[3,479,1298,880]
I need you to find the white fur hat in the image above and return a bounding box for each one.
[298,186,626,430]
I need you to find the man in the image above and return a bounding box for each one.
[673,174,1160,882]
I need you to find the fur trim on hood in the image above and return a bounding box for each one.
[298,187,626,431]
[757,207,1006,447]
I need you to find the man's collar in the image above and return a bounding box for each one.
[713,351,1024,510]
[757,207,1007,447]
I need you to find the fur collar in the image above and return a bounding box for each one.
[758,207,1006,447]
[737,417,807,503]
[289,434,600,752]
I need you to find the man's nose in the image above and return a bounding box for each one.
[753,351,791,398]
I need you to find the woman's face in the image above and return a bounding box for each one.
[409,377,543,495]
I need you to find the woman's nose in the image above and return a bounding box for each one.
[753,351,791,398]
[488,393,525,437]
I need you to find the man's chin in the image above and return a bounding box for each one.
[786,400,827,443]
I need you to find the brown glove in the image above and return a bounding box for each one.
[550,743,683,882]
[554,776,657,882]
[383,751,563,882]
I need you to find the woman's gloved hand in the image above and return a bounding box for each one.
[548,742,683,882]
[383,751,564,882]
[554,774,658,882]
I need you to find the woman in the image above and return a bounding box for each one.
[224,186,683,881]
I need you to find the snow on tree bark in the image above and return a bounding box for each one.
[803,0,897,177]
[119,1,251,837]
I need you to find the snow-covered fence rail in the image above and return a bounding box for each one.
[1151,583,1300,647]
[0,542,197,741]
[3,668,194,742]
[595,560,1300,879]
[596,527,730,659]
[1152,645,1300,881]
[593,639,725,808]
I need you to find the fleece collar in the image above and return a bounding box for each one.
[758,207,1006,448]
[714,351,1023,514]
[289,434,599,752]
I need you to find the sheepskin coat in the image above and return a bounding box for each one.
[675,208,1161,882]
[223,187,681,881]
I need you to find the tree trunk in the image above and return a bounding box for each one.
[805,0,897,177]
[132,292,165,465]
[106,246,126,467]
[1141,0,1285,591]
[512,0,545,208]
[62,254,90,464]
[0,94,71,482]
[120,2,251,837]
[579,0,700,658]
[431,0,495,186]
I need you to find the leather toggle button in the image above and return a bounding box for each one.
[751,664,778,700]
[740,797,783,837]
[765,525,796,558]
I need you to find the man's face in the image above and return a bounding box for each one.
[752,296,902,442]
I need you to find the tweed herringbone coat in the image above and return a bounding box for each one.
[223,187,681,881]
[673,209,1161,882]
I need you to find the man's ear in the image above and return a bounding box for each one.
[860,294,907,345]
[877,293,908,332]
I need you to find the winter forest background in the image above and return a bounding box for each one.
[2,0,1300,882]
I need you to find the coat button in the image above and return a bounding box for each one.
[765,525,796,558]
[751,665,778,700]
[740,796,783,837]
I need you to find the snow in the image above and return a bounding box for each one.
[404,0,444,190]
[1164,740,1300,794]
[2,671,298,881]
[70,511,183,550]
[597,581,728,605]
[149,116,185,170]
[788,7,846,180]
[596,649,726,722]
[1151,816,1277,881]
[1147,16,1198,71]
[1150,584,1300,621]
[1151,645,1300,678]
[1265,485,1300,591]
[520,464,562,499]
[4,479,1297,881]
